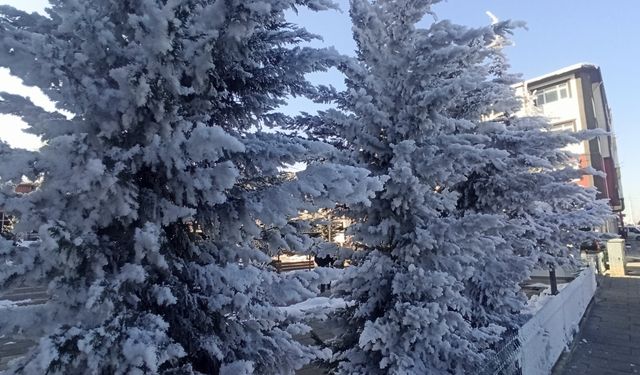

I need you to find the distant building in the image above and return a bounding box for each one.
[513,63,624,233]
[0,182,37,235]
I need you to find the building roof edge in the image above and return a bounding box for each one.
[516,63,600,87]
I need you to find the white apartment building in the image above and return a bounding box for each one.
[513,63,624,233]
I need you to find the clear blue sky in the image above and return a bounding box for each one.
[288,0,640,224]
[2,0,640,222]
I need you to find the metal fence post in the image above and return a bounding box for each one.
[549,267,558,295]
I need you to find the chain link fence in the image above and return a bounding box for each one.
[476,333,523,375]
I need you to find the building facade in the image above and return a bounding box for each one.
[513,63,624,232]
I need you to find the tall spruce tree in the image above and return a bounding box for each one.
[294,0,609,373]
[456,113,610,330]
[446,33,611,338]
[0,1,382,374]
[297,0,520,372]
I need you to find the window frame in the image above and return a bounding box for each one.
[550,120,576,133]
[533,81,571,106]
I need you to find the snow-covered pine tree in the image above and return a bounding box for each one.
[0,1,382,374]
[452,54,611,334]
[293,0,533,373]
[456,112,611,330]
[291,2,612,372]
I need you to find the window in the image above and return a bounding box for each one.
[533,82,570,106]
[550,121,575,132]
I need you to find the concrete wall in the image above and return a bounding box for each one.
[519,267,597,375]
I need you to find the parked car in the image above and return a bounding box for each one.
[625,226,640,241]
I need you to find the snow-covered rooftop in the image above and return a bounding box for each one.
[521,63,600,85]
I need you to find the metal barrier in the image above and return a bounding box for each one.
[477,333,523,375]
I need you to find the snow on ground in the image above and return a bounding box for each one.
[274,254,315,263]
[281,297,350,320]
[523,283,568,314]
[15,240,39,247]
[0,299,31,309]
[0,300,17,309]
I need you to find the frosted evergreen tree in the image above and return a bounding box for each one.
[294,0,610,373]
[295,0,522,373]
[0,1,382,374]
[456,112,610,329]
[442,29,612,334]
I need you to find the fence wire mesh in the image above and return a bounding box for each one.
[477,333,523,375]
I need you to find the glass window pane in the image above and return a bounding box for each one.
[559,88,568,98]
[536,93,545,105]
[552,121,575,132]
[545,90,558,103]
